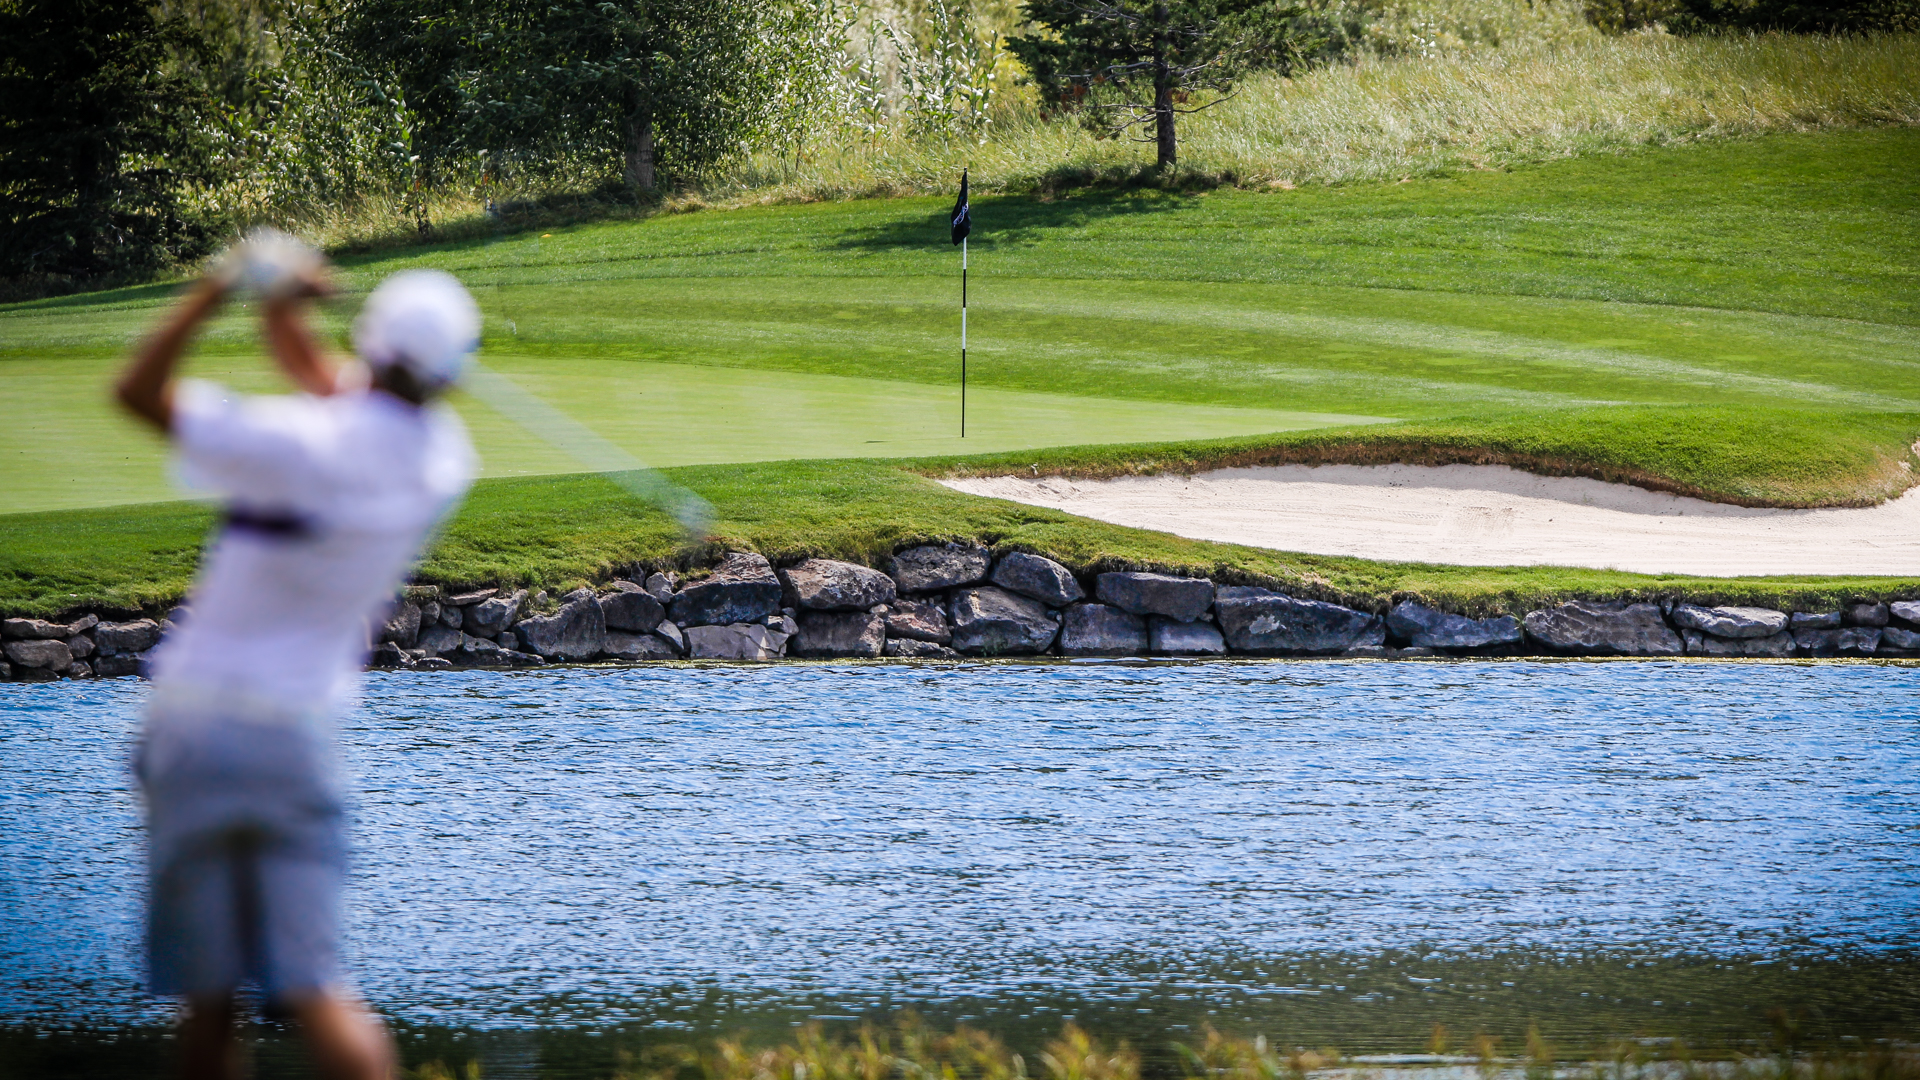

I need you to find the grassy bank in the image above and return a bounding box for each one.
[7,450,1920,621]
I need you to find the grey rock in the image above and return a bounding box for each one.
[439,603,464,630]
[515,595,607,661]
[63,660,93,679]
[417,600,442,627]
[1889,600,1920,626]
[1794,627,1881,657]
[1387,601,1523,649]
[1882,625,1920,650]
[890,543,991,593]
[1844,602,1890,627]
[990,552,1084,607]
[92,653,143,678]
[883,638,958,659]
[65,634,94,659]
[1214,588,1385,654]
[1150,617,1227,656]
[1669,604,1788,640]
[4,638,73,670]
[949,586,1061,655]
[1791,610,1842,630]
[3,617,82,640]
[403,584,441,602]
[685,622,787,661]
[0,660,8,680]
[792,611,887,657]
[603,631,680,661]
[416,657,453,671]
[1683,629,1794,657]
[415,624,466,658]
[885,598,951,644]
[1399,646,1438,658]
[448,635,518,667]
[369,641,409,668]
[94,619,162,655]
[465,592,522,637]
[380,601,421,648]
[1094,572,1214,622]
[15,666,59,682]
[781,558,897,611]
[644,572,677,604]
[445,588,498,607]
[601,589,666,632]
[1343,645,1394,658]
[1523,601,1683,656]
[670,552,783,627]
[1060,604,1148,656]
[655,621,687,653]
[768,614,800,637]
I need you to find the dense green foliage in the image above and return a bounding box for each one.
[0,0,223,285]
[1008,0,1301,167]
[1671,0,1920,33]
[338,0,829,195]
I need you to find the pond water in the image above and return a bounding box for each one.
[3,660,1917,1078]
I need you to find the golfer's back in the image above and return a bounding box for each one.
[149,379,475,715]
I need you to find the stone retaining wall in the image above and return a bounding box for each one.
[5,545,1919,680]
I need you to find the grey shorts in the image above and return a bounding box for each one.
[135,711,346,1002]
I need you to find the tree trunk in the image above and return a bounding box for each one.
[1153,2,1175,169]
[624,106,655,191]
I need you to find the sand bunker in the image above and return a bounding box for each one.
[940,464,1920,577]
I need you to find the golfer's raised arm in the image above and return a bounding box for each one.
[116,277,224,433]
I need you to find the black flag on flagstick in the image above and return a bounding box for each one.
[951,169,971,244]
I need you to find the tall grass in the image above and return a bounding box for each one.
[706,30,1920,203]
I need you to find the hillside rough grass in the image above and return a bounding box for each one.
[719,32,1920,203]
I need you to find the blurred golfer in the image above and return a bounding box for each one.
[116,230,478,1080]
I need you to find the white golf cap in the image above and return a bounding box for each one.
[352,269,480,391]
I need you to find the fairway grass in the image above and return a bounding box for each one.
[2,129,1916,616]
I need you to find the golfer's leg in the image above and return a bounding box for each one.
[177,994,242,1080]
[288,990,397,1080]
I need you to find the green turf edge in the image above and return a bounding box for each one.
[7,455,1920,621]
[907,406,1920,510]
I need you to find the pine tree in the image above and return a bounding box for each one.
[1009,0,1301,170]
[0,0,220,283]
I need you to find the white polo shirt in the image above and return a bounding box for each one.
[147,378,476,718]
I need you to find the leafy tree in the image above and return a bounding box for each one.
[0,0,221,283]
[456,0,830,190]
[1009,0,1300,169]
[336,0,831,197]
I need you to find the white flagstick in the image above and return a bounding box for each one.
[961,235,968,438]
[462,362,713,538]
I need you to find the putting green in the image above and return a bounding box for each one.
[0,349,1384,514]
